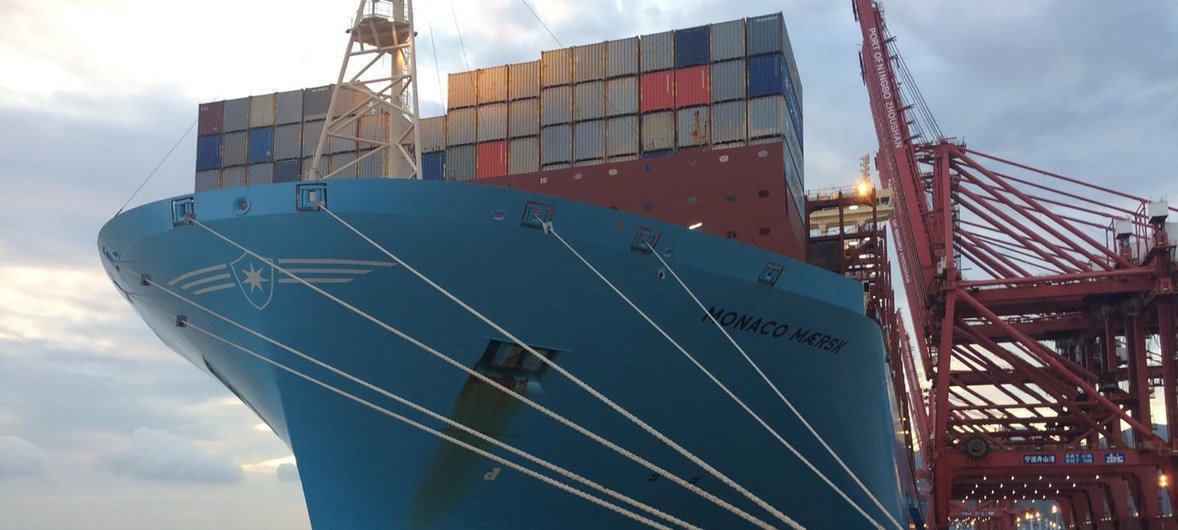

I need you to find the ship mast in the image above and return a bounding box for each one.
[310,0,422,180]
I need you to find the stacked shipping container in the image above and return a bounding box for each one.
[195,13,803,210]
[194,85,399,190]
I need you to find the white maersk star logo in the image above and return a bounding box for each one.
[168,257,397,309]
[231,254,275,310]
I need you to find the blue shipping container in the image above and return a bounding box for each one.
[784,77,803,151]
[674,26,710,68]
[423,151,445,180]
[248,127,275,163]
[196,135,221,170]
[747,53,786,98]
[274,159,301,182]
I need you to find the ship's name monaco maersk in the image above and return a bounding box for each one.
[702,307,849,353]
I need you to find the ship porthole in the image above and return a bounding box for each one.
[757,190,770,198]
[718,154,729,163]
[758,227,771,236]
[234,197,250,215]
[687,196,698,205]
[725,193,736,202]
[491,211,505,222]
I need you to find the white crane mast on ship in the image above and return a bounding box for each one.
[310,0,421,180]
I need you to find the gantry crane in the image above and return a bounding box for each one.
[850,1,1178,528]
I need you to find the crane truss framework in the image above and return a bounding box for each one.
[311,0,422,181]
[850,1,1178,528]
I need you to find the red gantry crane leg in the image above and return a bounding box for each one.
[850,1,1178,529]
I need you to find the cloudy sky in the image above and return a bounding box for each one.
[1,0,1176,528]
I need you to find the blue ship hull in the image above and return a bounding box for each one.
[98,179,907,529]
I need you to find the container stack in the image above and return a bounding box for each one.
[194,85,396,190]
[194,13,804,203]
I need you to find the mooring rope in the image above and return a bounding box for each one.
[538,222,888,530]
[644,241,904,530]
[312,207,804,530]
[127,272,704,530]
[181,216,788,530]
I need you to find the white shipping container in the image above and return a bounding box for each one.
[508,137,539,174]
[274,123,303,160]
[509,60,541,100]
[357,149,383,177]
[223,131,248,166]
[677,106,710,147]
[447,107,477,145]
[540,124,571,164]
[748,96,786,138]
[710,19,746,62]
[223,98,249,132]
[573,120,605,162]
[605,77,638,116]
[477,103,508,142]
[195,170,219,191]
[222,166,246,188]
[747,14,785,56]
[302,120,324,157]
[508,99,539,138]
[711,100,747,144]
[421,116,447,152]
[541,48,572,87]
[275,90,303,125]
[710,60,746,102]
[329,151,357,179]
[573,43,606,82]
[540,86,571,126]
[358,113,387,145]
[574,82,605,121]
[606,37,639,78]
[248,93,276,128]
[448,71,478,109]
[478,66,509,104]
[247,163,273,185]
[641,111,675,152]
[446,145,476,181]
[640,31,674,72]
[606,115,638,157]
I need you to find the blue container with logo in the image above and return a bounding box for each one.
[674,26,710,68]
[247,127,275,164]
[196,135,221,170]
[422,151,445,180]
[747,53,786,98]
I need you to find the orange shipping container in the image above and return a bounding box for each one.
[476,141,507,179]
[639,71,674,112]
[674,65,710,108]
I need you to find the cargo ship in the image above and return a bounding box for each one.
[100,3,912,528]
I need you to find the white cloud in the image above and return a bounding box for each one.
[275,462,300,483]
[0,435,47,478]
[103,427,242,484]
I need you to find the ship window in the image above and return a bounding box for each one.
[477,340,557,379]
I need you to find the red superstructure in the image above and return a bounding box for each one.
[476,141,807,260]
[853,1,1178,528]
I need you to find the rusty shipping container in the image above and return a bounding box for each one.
[198,101,223,135]
[445,145,475,181]
[476,140,507,178]
[641,111,675,152]
[606,115,638,157]
[677,106,710,147]
[447,107,477,145]
[421,116,447,152]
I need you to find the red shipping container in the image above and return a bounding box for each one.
[674,65,710,108]
[198,101,224,135]
[476,140,507,179]
[639,71,674,112]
